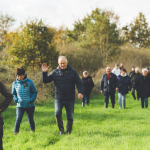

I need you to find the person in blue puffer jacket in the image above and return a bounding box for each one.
[12,67,37,135]
[116,68,132,109]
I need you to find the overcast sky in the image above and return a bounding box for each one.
[0,0,150,30]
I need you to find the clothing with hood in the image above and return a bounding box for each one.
[12,75,37,108]
[112,68,121,76]
[116,73,132,94]
[42,64,83,101]
[135,75,150,98]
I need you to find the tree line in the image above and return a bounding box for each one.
[0,8,150,75]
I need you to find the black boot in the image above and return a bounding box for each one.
[112,103,115,108]
[141,101,144,108]
[105,103,108,108]
[66,120,73,134]
[56,117,64,135]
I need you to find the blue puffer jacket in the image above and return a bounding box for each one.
[116,74,132,94]
[12,75,37,108]
[42,64,83,101]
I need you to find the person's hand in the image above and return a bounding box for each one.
[101,90,103,94]
[78,93,83,100]
[42,63,49,72]
[116,88,119,91]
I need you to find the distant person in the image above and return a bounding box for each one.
[112,63,120,76]
[81,71,94,107]
[130,67,141,100]
[116,68,132,109]
[12,67,37,135]
[42,56,83,135]
[0,81,13,150]
[119,63,124,70]
[100,67,117,108]
[135,68,150,108]
[129,66,135,77]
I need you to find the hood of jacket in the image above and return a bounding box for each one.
[57,64,72,71]
[121,73,127,77]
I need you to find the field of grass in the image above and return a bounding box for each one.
[2,93,150,150]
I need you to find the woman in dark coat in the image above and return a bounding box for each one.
[135,68,150,108]
[116,68,132,109]
[81,71,94,107]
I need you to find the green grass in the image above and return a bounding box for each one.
[2,93,150,150]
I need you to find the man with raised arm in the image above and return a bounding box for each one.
[42,56,83,135]
[100,67,117,108]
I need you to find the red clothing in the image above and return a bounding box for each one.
[106,74,111,80]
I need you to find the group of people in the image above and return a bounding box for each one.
[100,63,150,109]
[0,56,150,150]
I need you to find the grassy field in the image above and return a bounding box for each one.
[2,93,150,150]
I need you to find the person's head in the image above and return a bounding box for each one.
[115,63,119,69]
[58,56,68,69]
[16,67,25,80]
[106,67,111,75]
[142,68,148,77]
[120,63,123,68]
[132,66,135,71]
[135,67,139,74]
[83,71,88,78]
[121,68,127,76]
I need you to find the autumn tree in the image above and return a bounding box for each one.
[4,19,59,70]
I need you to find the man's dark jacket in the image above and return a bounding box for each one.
[0,81,13,130]
[135,75,150,98]
[42,64,83,101]
[100,73,117,92]
[130,72,141,88]
[116,75,132,94]
[82,76,94,94]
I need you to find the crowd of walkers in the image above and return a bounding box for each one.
[0,56,150,149]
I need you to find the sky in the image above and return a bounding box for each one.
[0,0,150,30]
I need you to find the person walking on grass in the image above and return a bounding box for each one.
[12,67,37,135]
[100,67,117,108]
[130,67,141,100]
[112,63,120,76]
[129,66,135,77]
[119,63,124,70]
[81,71,94,107]
[42,56,83,135]
[0,81,13,150]
[135,68,150,108]
[116,68,132,109]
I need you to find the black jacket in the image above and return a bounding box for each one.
[130,72,141,88]
[116,74,132,94]
[82,76,94,94]
[0,81,13,129]
[42,64,83,101]
[100,73,117,92]
[135,75,150,98]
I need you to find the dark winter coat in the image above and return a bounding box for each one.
[129,71,134,77]
[42,64,83,101]
[0,81,13,129]
[82,76,94,94]
[135,75,150,98]
[130,72,141,88]
[116,74,132,94]
[100,73,117,93]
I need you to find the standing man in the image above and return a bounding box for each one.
[100,67,117,108]
[42,56,83,135]
[129,66,135,77]
[0,81,13,150]
[112,63,120,76]
[119,63,124,70]
[130,67,141,100]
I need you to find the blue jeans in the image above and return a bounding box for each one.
[141,97,148,108]
[54,99,75,121]
[82,93,90,105]
[118,93,126,109]
[14,106,35,133]
[104,91,115,104]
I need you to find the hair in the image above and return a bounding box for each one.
[16,67,25,75]
[83,71,88,75]
[142,68,148,73]
[121,68,127,72]
[135,67,139,71]
[106,67,111,70]
[132,66,135,68]
[58,56,68,62]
